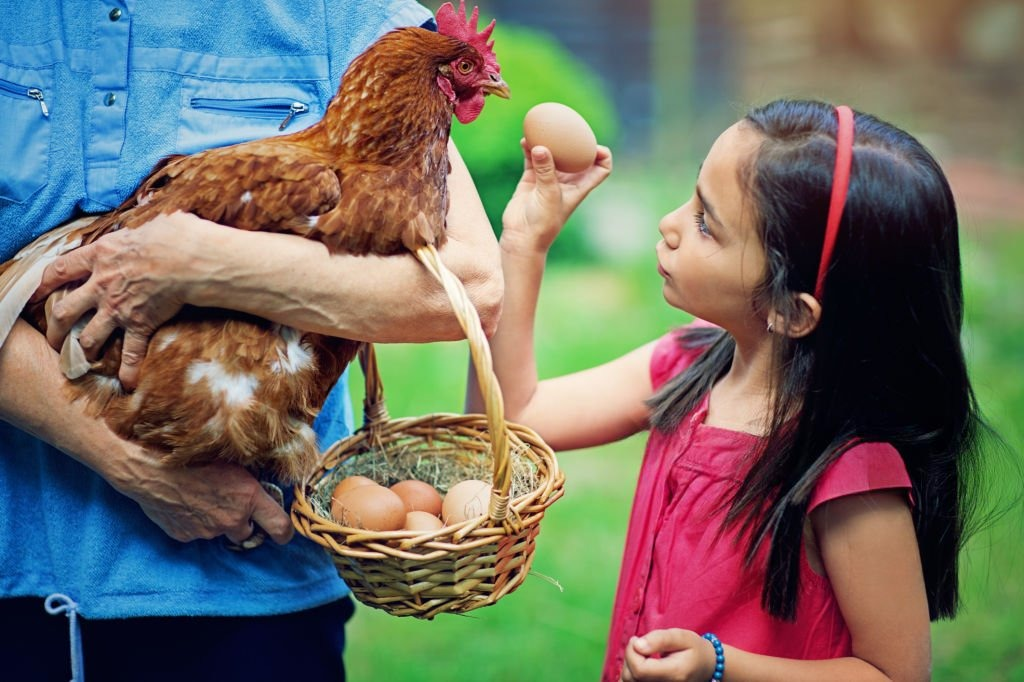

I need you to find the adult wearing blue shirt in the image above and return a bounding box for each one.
[0,2,501,679]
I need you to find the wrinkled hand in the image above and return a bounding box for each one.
[111,440,294,546]
[31,212,196,389]
[620,630,716,682]
[500,139,612,255]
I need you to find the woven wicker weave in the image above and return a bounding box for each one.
[291,245,565,619]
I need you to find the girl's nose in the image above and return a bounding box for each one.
[658,210,680,249]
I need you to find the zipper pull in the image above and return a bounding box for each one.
[27,88,49,117]
[278,101,308,131]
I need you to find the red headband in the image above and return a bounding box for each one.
[814,105,855,301]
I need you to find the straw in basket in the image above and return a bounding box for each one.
[291,244,565,619]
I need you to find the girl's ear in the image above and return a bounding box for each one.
[767,293,822,338]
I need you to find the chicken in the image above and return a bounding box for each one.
[0,1,508,485]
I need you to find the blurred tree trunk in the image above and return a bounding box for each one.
[652,0,737,169]
[652,0,695,168]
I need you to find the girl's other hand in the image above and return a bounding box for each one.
[620,629,716,682]
[499,139,611,256]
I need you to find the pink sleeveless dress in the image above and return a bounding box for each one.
[602,327,912,681]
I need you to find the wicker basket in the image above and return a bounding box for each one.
[291,245,565,619]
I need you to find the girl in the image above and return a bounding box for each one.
[474,99,984,681]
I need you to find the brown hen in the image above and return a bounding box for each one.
[0,1,508,485]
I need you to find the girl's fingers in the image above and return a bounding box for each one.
[529,146,557,184]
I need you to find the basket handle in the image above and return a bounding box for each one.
[411,244,511,522]
[357,343,389,428]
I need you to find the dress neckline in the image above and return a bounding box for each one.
[692,393,763,439]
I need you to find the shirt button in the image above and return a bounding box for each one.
[109,7,122,21]
[103,92,117,106]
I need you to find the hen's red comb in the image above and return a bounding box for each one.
[436,1,499,73]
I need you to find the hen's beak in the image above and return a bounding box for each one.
[482,73,510,99]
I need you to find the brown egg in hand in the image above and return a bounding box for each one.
[331,484,406,531]
[523,102,597,173]
[441,479,492,526]
[390,479,443,516]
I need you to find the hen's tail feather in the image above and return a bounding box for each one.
[0,216,98,350]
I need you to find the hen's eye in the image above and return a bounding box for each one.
[457,60,473,74]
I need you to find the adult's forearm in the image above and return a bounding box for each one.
[185,224,500,342]
[0,319,126,475]
[185,142,501,342]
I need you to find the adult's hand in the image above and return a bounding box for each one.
[31,212,196,389]
[109,440,294,546]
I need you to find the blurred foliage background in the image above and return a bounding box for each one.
[345,0,1024,679]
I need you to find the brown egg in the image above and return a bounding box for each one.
[523,102,597,173]
[390,479,443,516]
[404,510,444,532]
[331,484,406,531]
[332,475,377,500]
[441,479,492,525]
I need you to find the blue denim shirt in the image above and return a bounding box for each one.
[0,0,432,618]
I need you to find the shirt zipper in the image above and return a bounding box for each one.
[0,78,49,117]
[188,97,309,131]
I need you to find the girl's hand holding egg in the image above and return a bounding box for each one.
[502,102,612,256]
[523,102,598,173]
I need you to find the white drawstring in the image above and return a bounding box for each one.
[45,593,85,682]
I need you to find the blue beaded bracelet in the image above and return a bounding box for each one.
[702,632,725,681]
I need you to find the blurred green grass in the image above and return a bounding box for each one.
[343,230,1024,680]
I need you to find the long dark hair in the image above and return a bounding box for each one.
[649,99,984,621]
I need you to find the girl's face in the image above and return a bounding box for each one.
[656,122,767,336]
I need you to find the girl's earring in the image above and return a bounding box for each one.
[766,321,775,334]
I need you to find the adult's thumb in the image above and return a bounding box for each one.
[252,484,294,545]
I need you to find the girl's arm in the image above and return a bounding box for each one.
[467,143,652,451]
[621,490,930,682]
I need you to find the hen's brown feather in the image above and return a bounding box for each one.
[5,26,499,484]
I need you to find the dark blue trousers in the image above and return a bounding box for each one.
[1,596,354,681]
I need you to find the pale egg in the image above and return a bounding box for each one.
[390,479,443,516]
[441,479,492,526]
[331,483,406,531]
[523,102,597,173]
[404,510,444,531]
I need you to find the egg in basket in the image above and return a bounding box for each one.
[291,245,565,619]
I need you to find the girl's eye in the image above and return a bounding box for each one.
[458,60,473,74]
[694,212,711,236]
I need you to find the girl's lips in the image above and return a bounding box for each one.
[657,261,669,278]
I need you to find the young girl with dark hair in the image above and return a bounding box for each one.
[475,98,985,681]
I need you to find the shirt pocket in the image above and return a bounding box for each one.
[0,67,53,203]
[176,78,322,155]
